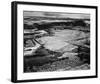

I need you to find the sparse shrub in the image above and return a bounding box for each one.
[73,20,87,27]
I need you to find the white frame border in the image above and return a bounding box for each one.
[17,4,96,80]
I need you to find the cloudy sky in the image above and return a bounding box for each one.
[24,11,90,19]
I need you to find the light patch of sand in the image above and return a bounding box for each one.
[39,29,86,51]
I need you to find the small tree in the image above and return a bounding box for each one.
[73,20,86,27]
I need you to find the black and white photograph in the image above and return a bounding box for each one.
[11,1,97,82]
[24,11,90,72]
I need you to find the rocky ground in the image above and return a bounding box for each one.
[24,15,90,72]
[24,57,90,72]
[24,28,90,72]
